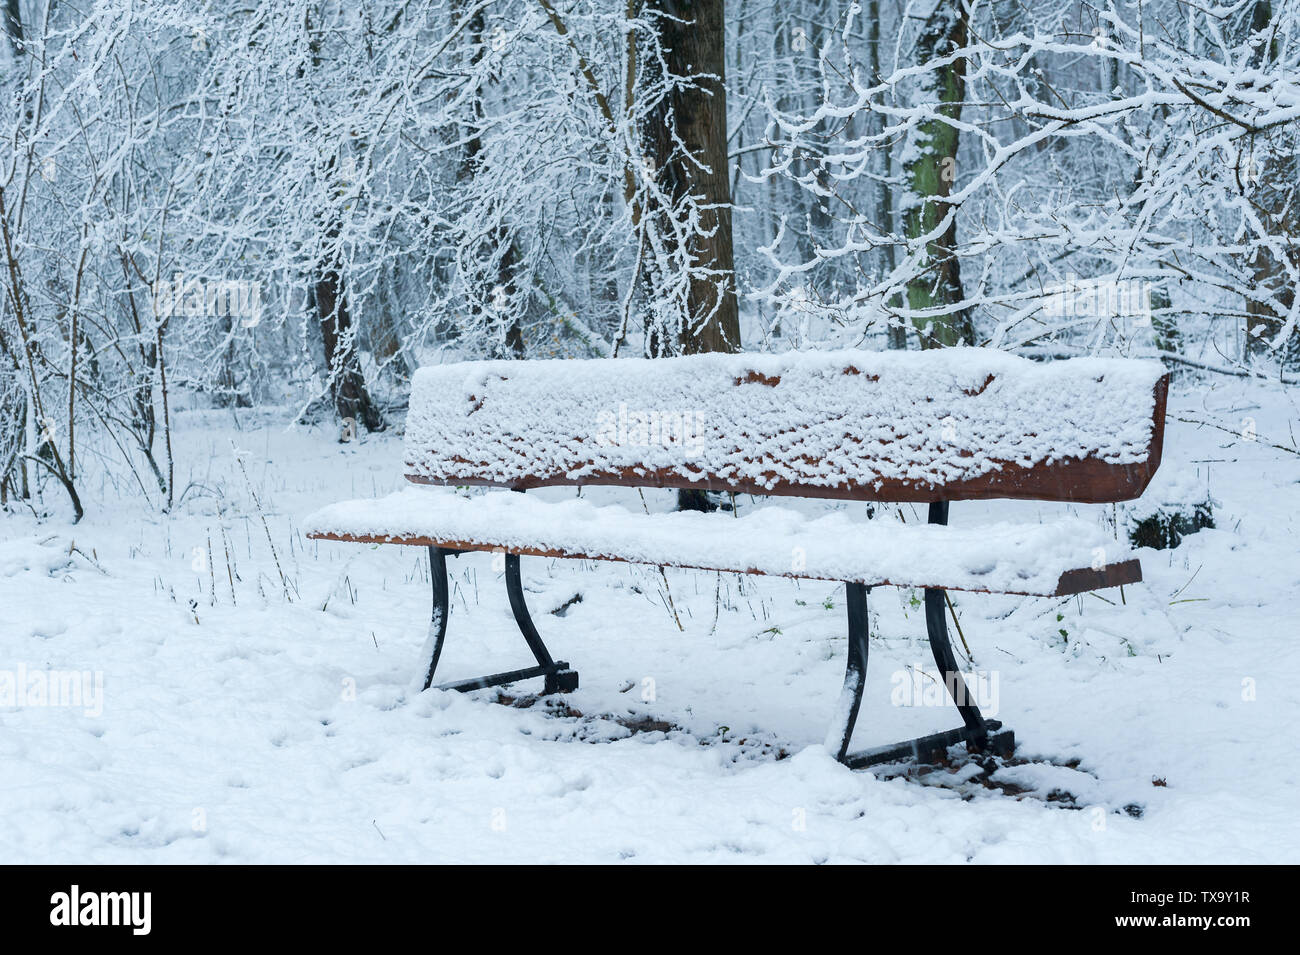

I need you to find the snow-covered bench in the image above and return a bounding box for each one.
[305,349,1168,767]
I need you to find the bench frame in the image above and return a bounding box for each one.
[410,497,1012,768]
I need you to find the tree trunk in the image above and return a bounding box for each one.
[368,259,412,379]
[1242,0,1299,363]
[868,0,906,349]
[305,14,384,431]
[640,1,739,511]
[459,1,525,360]
[0,8,23,497]
[901,0,974,349]
[314,256,384,433]
[643,0,740,356]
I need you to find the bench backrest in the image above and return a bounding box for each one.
[403,349,1168,504]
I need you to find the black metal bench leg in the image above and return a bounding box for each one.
[505,554,578,694]
[837,502,1015,768]
[917,582,1012,760]
[828,582,871,762]
[924,501,993,731]
[924,587,984,733]
[421,546,451,690]
[425,552,578,695]
[914,500,1013,760]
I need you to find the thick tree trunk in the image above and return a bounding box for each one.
[901,0,974,349]
[643,0,740,356]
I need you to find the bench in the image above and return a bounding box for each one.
[304,349,1168,767]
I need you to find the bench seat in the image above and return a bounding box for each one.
[304,487,1139,597]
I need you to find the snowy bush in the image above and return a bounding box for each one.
[1126,469,1216,550]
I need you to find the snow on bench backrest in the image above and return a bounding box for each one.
[403,349,1168,503]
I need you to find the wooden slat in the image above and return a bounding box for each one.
[405,376,1169,505]
[307,531,1142,598]
[1055,559,1143,596]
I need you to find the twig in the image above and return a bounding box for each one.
[67,541,109,575]
[943,591,972,657]
[1173,415,1300,456]
[637,488,684,631]
[233,443,291,601]
[207,527,216,607]
[1169,563,1203,602]
[220,518,237,605]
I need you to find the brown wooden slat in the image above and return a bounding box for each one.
[405,376,1169,505]
[307,531,1142,597]
[1055,559,1143,596]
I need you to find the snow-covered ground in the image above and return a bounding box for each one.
[2,376,1298,863]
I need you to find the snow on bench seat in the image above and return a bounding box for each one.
[403,349,1168,503]
[304,487,1139,597]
